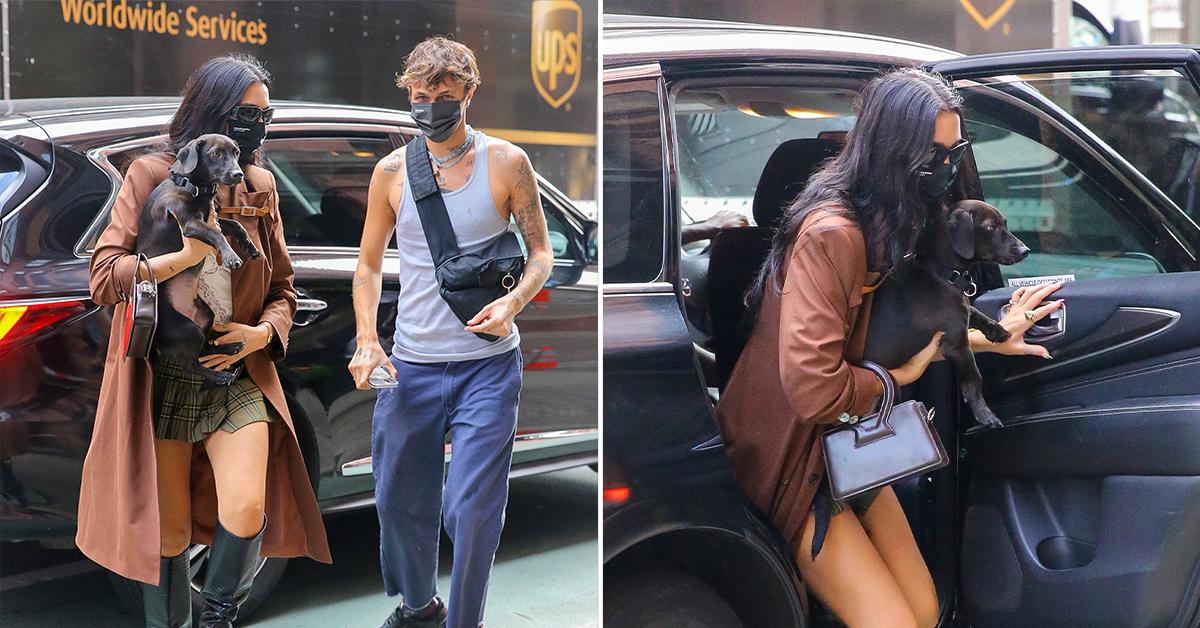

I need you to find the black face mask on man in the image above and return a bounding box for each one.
[411,100,465,143]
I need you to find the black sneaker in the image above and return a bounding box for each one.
[380,596,448,628]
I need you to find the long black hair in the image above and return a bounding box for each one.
[164,55,271,162]
[745,67,963,316]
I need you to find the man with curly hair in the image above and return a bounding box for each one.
[348,36,553,628]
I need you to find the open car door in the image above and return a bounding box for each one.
[924,47,1200,627]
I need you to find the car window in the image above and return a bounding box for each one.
[981,69,1200,224]
[673,84,858,225]
[603,80,666,284]
[261,136,396,248]
[0,148,23,208]
[959,83,1168,282]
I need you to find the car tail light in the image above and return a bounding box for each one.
[0,299,90,354]
[603,486,631,503]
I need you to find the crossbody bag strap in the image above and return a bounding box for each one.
[405,136,462,266]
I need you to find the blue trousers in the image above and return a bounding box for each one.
[372,347,522,628]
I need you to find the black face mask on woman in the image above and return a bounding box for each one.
[411,100,464,143]
[918,137,969,202]
[919,160,959,201]
[226,119,268,161]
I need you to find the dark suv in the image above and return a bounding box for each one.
[0,98,598,617]
[603,16,1200,628]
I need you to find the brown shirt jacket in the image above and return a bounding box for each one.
[715,208,884,561]
[78,154,332,585]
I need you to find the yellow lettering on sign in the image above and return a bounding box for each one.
[60,0,268,46]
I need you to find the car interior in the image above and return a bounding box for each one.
[671,70,1200,626]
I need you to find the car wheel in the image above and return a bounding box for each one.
[605,568,743,627]
[108,547,288,620]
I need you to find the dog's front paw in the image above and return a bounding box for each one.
[221,253,243,270]
[976,411,1004,429]
[983,326,1011,344]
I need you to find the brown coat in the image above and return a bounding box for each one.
[78,154,331,586]
[714,208,884,558]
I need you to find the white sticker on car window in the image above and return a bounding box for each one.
[1007,274,1076,288]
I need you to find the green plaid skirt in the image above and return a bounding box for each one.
[151,356,275,443]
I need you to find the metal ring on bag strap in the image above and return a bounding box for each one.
[131,251,157,295]
[858,360,896,424]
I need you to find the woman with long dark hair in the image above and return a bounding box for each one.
[716,67,1062,627]
[80,55,330,627]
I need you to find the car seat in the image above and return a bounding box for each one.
[707,138,842,390]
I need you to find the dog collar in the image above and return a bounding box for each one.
[945,269,978,297]
[169,172,217,198]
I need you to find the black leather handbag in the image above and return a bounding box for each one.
[822,361,949,500]
[122,252,158,359]
[406,135,525,342]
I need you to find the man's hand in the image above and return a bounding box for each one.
[199,321,271,371]
[464,295,521,338]
[681,210,750,245]
[348,340,397,390]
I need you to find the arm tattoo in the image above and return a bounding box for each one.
[510,154,552,303]
[380,154,402,173]
[512,158,545,246]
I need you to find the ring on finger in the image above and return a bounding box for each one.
[1024,310,1036,321]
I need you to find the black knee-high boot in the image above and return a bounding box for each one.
[198,515,265,628]
[141,550,193,628]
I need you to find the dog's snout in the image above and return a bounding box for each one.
[231,170,244,183]
[1011,242,1030,262]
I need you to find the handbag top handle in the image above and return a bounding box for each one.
[405,136,463,266]
[131,251,157,294]
[858,360,897,422]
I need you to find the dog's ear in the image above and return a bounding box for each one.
[948,207,976,259]
[171,140,201,176]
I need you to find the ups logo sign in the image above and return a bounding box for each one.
[531,0,582,109]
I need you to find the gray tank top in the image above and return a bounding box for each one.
[392,130,521,362]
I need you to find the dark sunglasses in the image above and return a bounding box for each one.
[920,138,970,174]
[228,105,274,124]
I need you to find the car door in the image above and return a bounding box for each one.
[258,126,404,503]
[924,48,1200,627]
[508,180,599,441]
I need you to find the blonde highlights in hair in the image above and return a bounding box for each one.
[397,36,481,91]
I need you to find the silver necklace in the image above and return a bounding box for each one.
[429,127,474,167]
[429,128,475,186]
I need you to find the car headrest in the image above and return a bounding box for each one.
[752,138,842,228]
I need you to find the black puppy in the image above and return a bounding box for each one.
[134,134,262,386]
[864,200,1029,428]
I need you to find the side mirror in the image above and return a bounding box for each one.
[582,220,598,265]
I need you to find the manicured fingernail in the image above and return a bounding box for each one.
[1043,354,1053,360]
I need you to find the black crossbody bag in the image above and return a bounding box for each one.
[406,135,526,342]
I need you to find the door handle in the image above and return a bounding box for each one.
[293,297,328,327]
[1000,303,1065,342]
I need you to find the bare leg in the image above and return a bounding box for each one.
[203,422,269,537]
[794,508,919,628]
[858,487,939,628]
[154,438,194,556]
